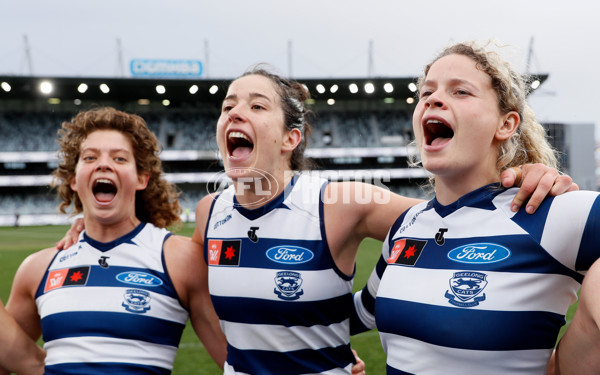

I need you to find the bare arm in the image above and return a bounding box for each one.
[164,233,227,369]
[3,248,56,375]
[0,299,45,375]
[552,259,600,374]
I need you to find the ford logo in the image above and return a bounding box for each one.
[266,246,314,265]
[447,243,510,264]
[116,271,163,287]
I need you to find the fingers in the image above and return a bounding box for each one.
[549,175,577,195]
[501,166,522,188]
[56,218,85,250]
[351,349,366,375]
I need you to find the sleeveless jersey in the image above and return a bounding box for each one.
[35,223,189,375]
[205,173,355,374]
[352,185,600,374]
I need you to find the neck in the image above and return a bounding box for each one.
[233,169,294,208]
[83,215,141,243]
[434,170,500,205]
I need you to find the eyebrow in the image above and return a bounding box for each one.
[223,92,273,102]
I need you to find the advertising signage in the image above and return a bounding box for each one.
[130,59,203,78]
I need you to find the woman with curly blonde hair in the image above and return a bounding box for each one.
[353,40,597,374]
[3,107,226,374]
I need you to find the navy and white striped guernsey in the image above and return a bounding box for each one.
[352,184,600,375]
[205,173,356,374]
[36,222,189,375]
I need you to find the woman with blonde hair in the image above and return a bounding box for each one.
[352,40,599,374]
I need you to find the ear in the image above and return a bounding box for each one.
[69,175,78,192]
[495,111,520,141]
[136,172,150,191]
[281,128,302,153]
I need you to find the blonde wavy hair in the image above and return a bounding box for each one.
[413,40,559,177]
[52,107,182,229]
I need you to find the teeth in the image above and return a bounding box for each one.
[426,119,443,125]
[96,178,114,185]
[228,131,250,141]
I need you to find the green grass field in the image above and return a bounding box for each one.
[0,225,577,374]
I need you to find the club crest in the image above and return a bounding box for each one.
[445,271,488,308]
[122,289,152,313]
[273,271,304,300]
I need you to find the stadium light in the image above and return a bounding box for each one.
[40,81,53,95]
[327,98,335,106]
[408,82,417,92]
[406,97,415,104]
[1,82,11,92]
[384,83,394,93]
[74,99,82,105]
[364,82,375,94]
[162,99,170,106]
[209,85,219,94]
[316,84,326,94]
[349,83,359,94]
[530,80,541,90]
[330,84,338,93]
[156,85,166,94]
[99,83,110,93]
[77,83,88,93]
[189,85,199,94]
[138,99,150,105]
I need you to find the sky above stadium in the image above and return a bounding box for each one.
[1,0,599,137]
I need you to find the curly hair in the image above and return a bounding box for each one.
[239,65,315,171]
[413,40,559,176]
[52,107,181,229]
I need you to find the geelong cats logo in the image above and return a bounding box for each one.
[273,271,304,300]
[444,271,488,308]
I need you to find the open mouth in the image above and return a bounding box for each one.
[227,131,254,158]
[93,178,117,203]
[424,119,454,146]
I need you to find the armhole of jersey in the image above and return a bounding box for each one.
[386,209,411,256]
[203,193,221,264]
[319,180,354,281]
[34,248,65,299]
[160,231,188,311]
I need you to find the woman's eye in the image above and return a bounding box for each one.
[251,104,264,110]
[419,91,432,98]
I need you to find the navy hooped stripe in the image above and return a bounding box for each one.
[212,293,352,326]
[386,364,414,375]
[234,173,299,221]
[227,342,355,375]
[45,362,171,375]
[41,311,186,347]
[376,297,564,351]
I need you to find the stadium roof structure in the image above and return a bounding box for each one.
[0,74,549,109]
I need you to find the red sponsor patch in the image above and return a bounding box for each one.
[207,239,241,266]
[387,239,427,266]
[44,266,90,292]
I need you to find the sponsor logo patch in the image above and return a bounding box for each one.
[44,266,90,292]
[116,271,163,287]
[387,239,427,266]
[445,271,488,307]
[207,239,241,266]
[266,246,314,265]
[447,243,511,264]
[274,271,304,300]
[122,289,152,313]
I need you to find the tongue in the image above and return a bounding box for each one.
[231,146,252,158]
[431,137,450,146]
[95,192,115,202]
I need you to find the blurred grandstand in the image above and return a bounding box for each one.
[2,72,586,227]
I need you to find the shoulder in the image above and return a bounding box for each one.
[13,247,58,293]
[193,194,219,244]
